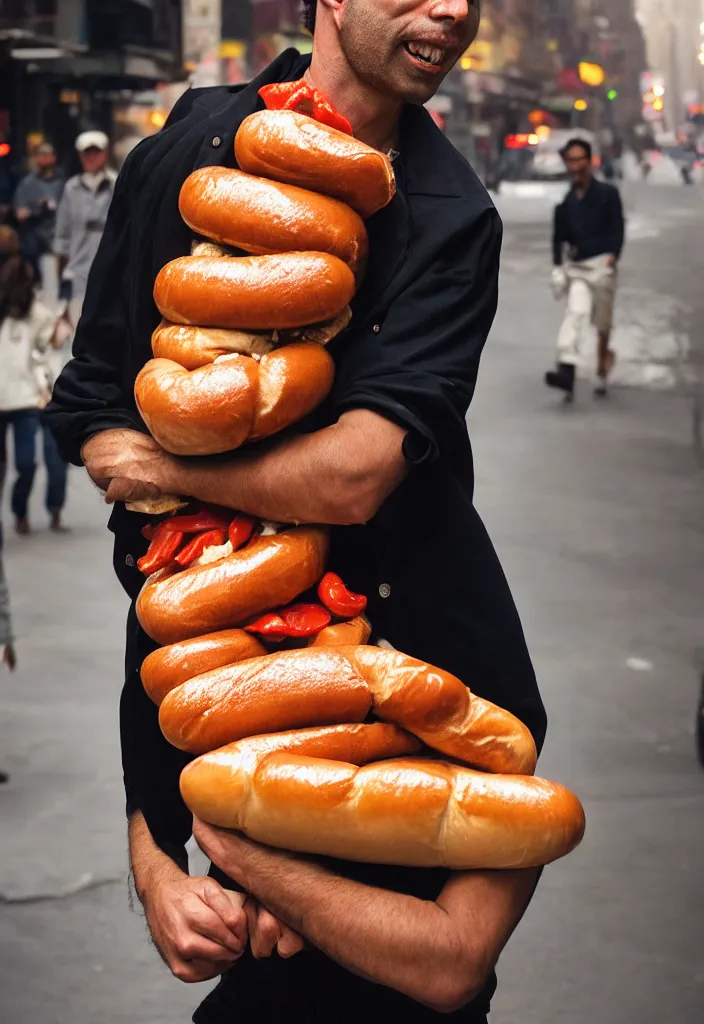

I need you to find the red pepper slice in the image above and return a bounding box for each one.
[174,529,227,568]
[228,513,257,551]
[317,572,368,618]
[161,510,232,534]
[281,603,332,638]
[244,612,289,639]
[259,79,353,135]
[137,522,184,576]
[141,523,155,541]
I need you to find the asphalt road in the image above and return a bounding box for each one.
[1,179,703,1024]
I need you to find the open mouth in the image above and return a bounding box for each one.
[403,41,446,68]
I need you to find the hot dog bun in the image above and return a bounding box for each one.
[154,253,355,331]
[152,322,276,369]
[157,645,536,775]
[235,110,395,218]
[180,167,368,275]
[309,617,372,647]
[137,527,329,646]
[181,728,585,869]
[135,343,334,456]
[141,629,267,706]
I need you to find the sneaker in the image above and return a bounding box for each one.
[594,378,609,398]
[545,362,576,400]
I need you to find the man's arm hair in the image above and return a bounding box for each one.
[221,837,539,1013]
[156,409,408,526]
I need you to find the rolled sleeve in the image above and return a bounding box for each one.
[46,154,144,465]
[333,204,502,465]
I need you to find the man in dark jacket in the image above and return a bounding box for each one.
[547,137,625,400]
[47,0,548,1020]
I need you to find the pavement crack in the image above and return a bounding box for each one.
[0,872,124,905]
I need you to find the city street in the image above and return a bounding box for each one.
[1,179,703,1023]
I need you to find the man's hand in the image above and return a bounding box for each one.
[2,644,16,671]
[15,207,29,222]
[605,254,618,269]
[193,820,306,959]
[81,429,173,503]
[143,872,247,983]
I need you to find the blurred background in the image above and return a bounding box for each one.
[1,3,704,1024]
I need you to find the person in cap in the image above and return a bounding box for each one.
[14,142,65,285]
[54,131,116,331]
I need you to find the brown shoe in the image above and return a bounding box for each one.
[15,516,30,536]
[50,512,69,533]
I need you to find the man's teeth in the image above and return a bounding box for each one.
[405,42,444,66]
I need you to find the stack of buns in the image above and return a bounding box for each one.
[134,105,585,870]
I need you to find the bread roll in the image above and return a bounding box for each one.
[152,321,276,369]
[158,645,536,775]
[180,167,368,275]
[141,629,267,706]
[181,730,585,869]
[235,110,395,218]
[136,527,329,646]
[309,617,372,647]
[154,253,355,331]
[135,343,334,456]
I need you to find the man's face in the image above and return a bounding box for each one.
[562,145,591,185]
[36,148,56,173]
[337,0,480,105]
[80,147,108,174]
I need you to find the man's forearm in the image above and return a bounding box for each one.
[236,846,537,1012]
[160,412,407,526]
[128,811,186,907]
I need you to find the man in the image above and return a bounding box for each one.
[13,142,65,284]
[54,130,116,331]
[47,1,547,1020]
[546,137,625,401]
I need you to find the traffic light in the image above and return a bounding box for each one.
[607,89,618,101]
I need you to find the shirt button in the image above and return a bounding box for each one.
[372,324,381,334]
[125,554,135,568]
[379,583,391,599]
[212,135,223,148]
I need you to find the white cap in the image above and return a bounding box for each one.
[76,130,109,153]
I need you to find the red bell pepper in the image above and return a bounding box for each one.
[161,509,232,534]
[317,572,368,618]
[137,522,184,576]
[174,529,227,569]
[244,612,289,639]
[141,523,155,541]
[228,513,257,551]
[281,603,332,638]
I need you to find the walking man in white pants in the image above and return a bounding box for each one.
[546,138,625,401]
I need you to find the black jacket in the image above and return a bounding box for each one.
[553,178,625,265]
[47,49,546,1023]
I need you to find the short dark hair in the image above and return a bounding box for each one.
[560,138,592,161]
[301,0,316,32]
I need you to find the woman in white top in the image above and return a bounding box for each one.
[0,226,59,535]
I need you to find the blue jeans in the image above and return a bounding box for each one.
[0,409,67,519]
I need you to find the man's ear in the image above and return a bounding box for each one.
[319,0,345,30]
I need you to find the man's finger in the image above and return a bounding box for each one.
[243,899,281,960]
[200,881,247,940]
[171,955,235,984]
[185,898,246,955]
[277,924,306,959]
[173,924,242,965]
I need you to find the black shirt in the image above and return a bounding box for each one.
[553,178,625,265]
[46,49,546,1023]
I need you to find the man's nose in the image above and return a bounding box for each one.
[427,0,476,23]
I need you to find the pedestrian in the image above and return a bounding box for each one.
[546,138,625,401]
[0,519,17,784]
[13,142,65,285]
[0,226,62,535]
[54,131,116,332]
[47,3,547,1021]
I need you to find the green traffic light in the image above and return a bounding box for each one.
[607,89,618,101]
